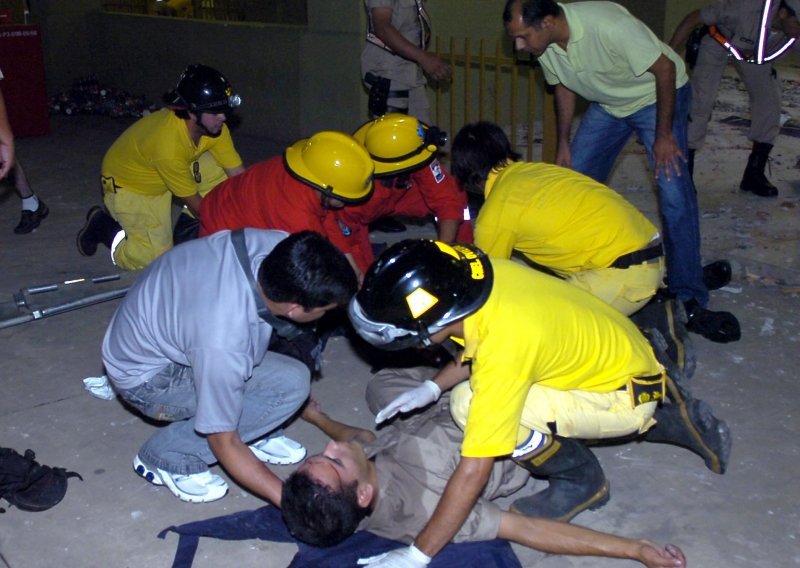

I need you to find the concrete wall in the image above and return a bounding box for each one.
[27,1,705,144]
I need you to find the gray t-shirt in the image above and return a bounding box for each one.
[102,229,287,434]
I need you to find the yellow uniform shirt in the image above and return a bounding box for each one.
[538,2,688,118]
[475,162,657,276]
[101,109,242,198]
[459,259,662,458]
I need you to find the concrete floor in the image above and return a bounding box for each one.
[1,59,799,567]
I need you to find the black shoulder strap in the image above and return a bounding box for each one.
[230,229,303,340]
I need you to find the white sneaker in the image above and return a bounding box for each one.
[249,435,306,465]
[133,454,228,503]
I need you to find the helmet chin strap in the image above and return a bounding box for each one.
[416,320,434,348]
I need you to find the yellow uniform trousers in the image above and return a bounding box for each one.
[450,381,658,448]
[565,257,665,316]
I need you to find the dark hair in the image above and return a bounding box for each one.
[162,91,191,119]
[451,122,521,193]
[502,0,562,27]
[258,231,358,308]
[281,471,370,547]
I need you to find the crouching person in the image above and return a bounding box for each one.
[102,229,357,503]
[324,239,728,566]
[281,368,687,567]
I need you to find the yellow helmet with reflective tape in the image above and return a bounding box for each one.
[284,131,374,203]
[353,113,448,176]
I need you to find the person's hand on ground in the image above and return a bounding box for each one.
[637,541,686,568]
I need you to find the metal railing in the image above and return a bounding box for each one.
[101,0,306,25]
[431,37,556,164]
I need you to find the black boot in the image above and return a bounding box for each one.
[644,399,732,474]
[740,142,778,197]
[631,294,696,379]
[687,148,696,177]
[512,436,610,522]
[683,299,741,343]
[702,260,732,291]
[76,206,122,256]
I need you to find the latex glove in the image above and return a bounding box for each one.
[357,544,432,567]
[374,380,441,424]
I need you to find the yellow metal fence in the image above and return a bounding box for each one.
[431,37,556,164]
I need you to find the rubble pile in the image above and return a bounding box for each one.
[48,75,156,118]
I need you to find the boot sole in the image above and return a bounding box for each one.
[681,400,732,474]
[739,184,778,198]
[510,480,611,523]
[76,206,104,256]
[554,480,610,522]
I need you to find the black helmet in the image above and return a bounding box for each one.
[349,239,493,350]
[167,64,241,113]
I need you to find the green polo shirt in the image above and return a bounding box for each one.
[538,2,688,118]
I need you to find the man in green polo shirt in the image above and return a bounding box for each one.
[502,0,740,345]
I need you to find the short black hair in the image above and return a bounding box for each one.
[451,122,521,194]
[503,0,562,27]
[281,470,370,547]
[258,231,357,309]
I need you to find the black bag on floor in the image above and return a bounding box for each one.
[0,447,83,513]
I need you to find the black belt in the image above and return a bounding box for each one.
[610,242,663,270]
[387,89,409,99]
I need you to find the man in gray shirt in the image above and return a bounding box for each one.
[103,229,357,504]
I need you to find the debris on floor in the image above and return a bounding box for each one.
[48,74,156,118]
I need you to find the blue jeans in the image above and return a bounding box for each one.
[118,352,310,475]
[570,85,707,306]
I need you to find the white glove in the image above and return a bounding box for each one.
[357,544,432,567]
[374,380,442,424]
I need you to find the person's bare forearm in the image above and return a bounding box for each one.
[373,11,429,66]
[554,84,576,147]
[651,56,676,140]
[432,358,470,392]
[180,193,203,218]
[668,10,703,52]
[498,513,685,567]
[413,457,494,557]
[208,431,283,506]
[437,218,460,243]
[0,88,16,179]
[371,8,451,82]
[301,401,376,444]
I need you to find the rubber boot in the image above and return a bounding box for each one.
[702,260,732,291]
[739,142,778,197]
[511,436,610,522]
[684,299,741,343]
[631,294,696,379]
[76,206,122,256]
[644,399,732,474]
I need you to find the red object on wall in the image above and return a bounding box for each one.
[0,25,49,137]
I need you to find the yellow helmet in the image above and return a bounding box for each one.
[284,131,374,203]
[353,113,448,176]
